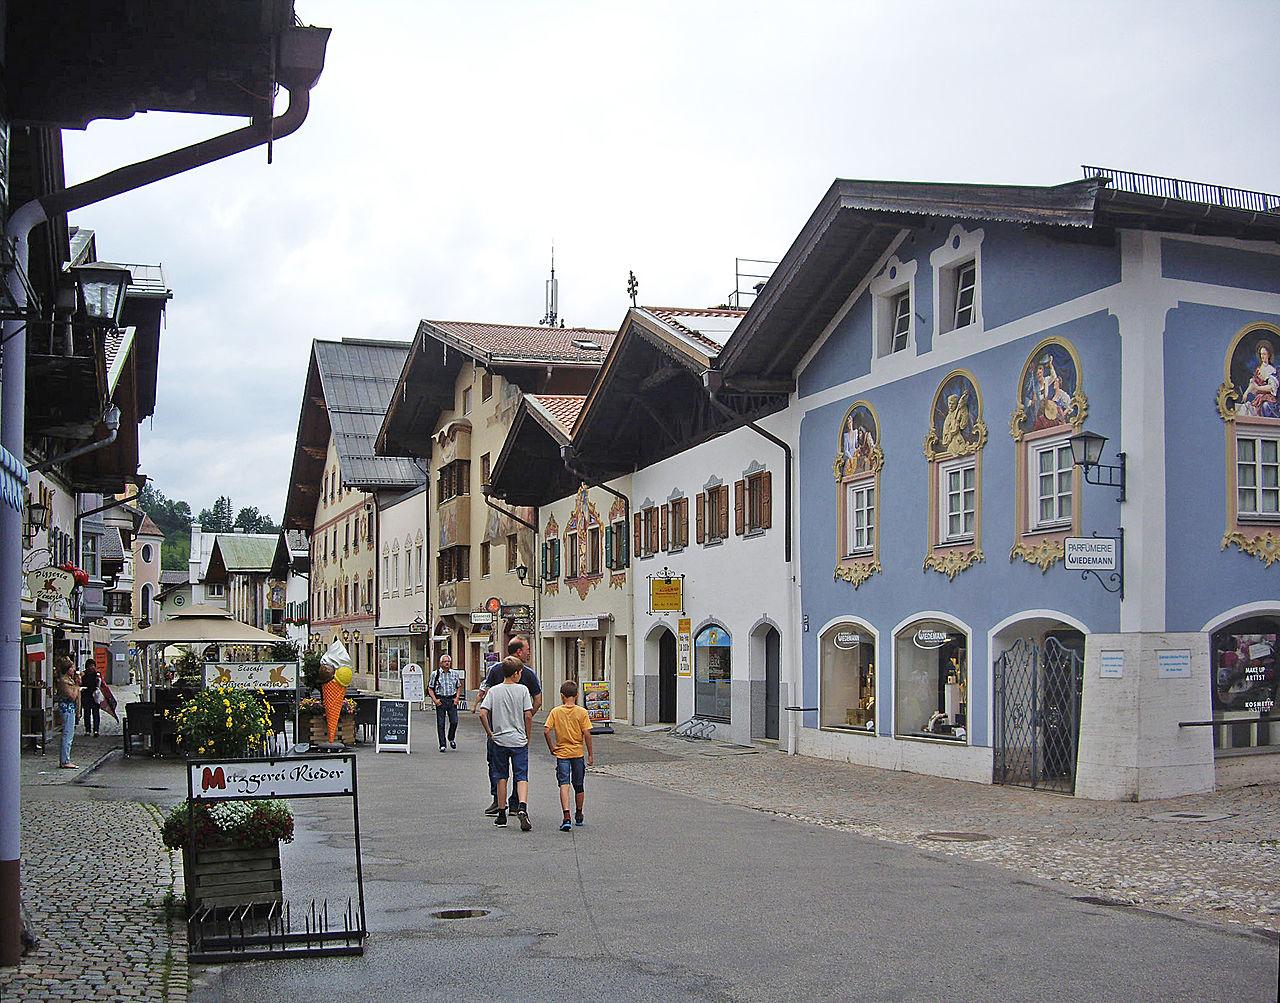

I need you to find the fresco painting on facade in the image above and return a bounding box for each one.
[608,496,628,590]
[1218,323,1280,565]
[833,401,884,589]
[563,485,603,601]
[1009,338,1088,572]
[924,370,987,580]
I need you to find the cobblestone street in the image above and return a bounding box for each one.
[2,687,186,1003]
[595,728,1280,936]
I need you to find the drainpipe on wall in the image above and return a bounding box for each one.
[702,371,801,755]
[0,27,330,966]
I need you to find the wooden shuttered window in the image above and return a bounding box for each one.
[761,470,773,529]
[619,520,629,567]
[696,492,706,543]
[634,512,642,558]
[604,524,614,570]
[734,479,746,536]
[716,485,730,539]
[552,539,561,579]
[661,503,670,551]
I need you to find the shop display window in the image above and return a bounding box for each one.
[894,618,968,742]
[694,625,732,721]
[1211,616,1278,753]
[819,622,876,733]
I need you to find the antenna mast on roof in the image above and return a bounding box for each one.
[539,244,561,327]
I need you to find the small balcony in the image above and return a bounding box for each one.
[437,495,470,549]
[437,580,470,615]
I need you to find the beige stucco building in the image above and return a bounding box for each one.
[377,321,613,690]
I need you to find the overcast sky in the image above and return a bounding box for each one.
[61,0,1280,520]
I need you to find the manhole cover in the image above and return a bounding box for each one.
[431,908,491,920]
[1148,811,1231,823]
[918,831,993,843]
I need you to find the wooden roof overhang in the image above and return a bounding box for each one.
[568,310,785,481]
[283,348,330,532]
[487,399,578,509]
[7,0,297,129]
[376,320,602,459]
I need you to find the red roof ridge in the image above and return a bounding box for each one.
[425,319,613,334]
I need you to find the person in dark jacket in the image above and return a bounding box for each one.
[80,657,101,736]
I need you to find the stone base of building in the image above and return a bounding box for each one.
[1075,632,1215,802]
[798,728,994,784]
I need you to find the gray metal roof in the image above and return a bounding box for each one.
[100,527,125,562]
[313,339,426,490]
[160,569,189,586]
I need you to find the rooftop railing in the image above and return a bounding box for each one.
[1083,165,1280,213]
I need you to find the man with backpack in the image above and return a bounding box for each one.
[428,653,464,752]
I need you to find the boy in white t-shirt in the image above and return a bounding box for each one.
[478,656,534,831]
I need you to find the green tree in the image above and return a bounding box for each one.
[234,506,280,535]
[198,496,235,533]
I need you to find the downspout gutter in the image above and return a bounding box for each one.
[0,30,329,966]
[703,370,801,756]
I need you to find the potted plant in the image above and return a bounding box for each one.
[168,686,284,913]
[299,695,356,745]
[161,800,294,911]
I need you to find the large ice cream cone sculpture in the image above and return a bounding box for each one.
[322,679,345,743]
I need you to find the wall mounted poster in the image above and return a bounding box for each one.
[677,617,692,677]
[583,680,611,723]
[375,699,411,753]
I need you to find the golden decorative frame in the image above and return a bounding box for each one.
[834,400,883,588]
[1009,337,1087,571]
[1219,321,1280,563]
[923,370,986,578]
[564,485,603,601]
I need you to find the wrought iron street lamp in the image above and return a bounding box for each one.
[1068,429,1126,501]
[70,263,132,328]
[514,563,537,590]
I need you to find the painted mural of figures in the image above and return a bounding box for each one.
[1020,342,1080,433]
[1237,338,1280,418]
[838,404,879,478]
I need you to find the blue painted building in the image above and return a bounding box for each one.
[715,171,1280,798]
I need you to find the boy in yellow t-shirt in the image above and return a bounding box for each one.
[543,680,595,831]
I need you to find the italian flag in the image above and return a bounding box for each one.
[24,635,45,663]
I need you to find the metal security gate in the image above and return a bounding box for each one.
[994,636,1084,794]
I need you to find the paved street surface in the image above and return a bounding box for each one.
[176,712,1275,1002]
[595,726,1280,935]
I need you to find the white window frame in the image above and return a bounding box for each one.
[1030,437,1074,531]
[844,479,875,557]
[206,582,225,598]
[1237,431,1280,521]
[930,224,985,339]
[939,457,976,544]
[870,253,918,360]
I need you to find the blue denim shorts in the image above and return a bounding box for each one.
[554,756,586,792]
[489,744,529,785]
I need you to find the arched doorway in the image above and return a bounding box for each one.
[658,630,677,724]
[992,615,1086,794]
[1209,613,1278,754]
[764,627,781,740]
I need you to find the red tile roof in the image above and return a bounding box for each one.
[425,320,615,364]
[137,514,164,538]
[527,394,585,437]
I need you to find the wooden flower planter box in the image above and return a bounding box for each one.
[187,838,282,913]
[306,713,355,745]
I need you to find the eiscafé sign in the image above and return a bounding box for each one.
[190,755,354,801]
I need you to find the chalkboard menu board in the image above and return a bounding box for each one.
[375,699,411,754]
